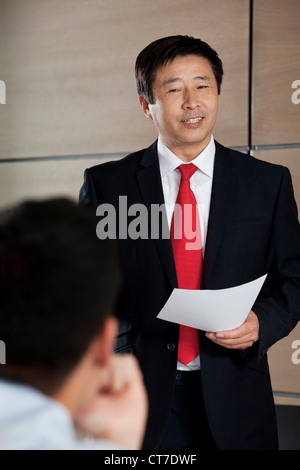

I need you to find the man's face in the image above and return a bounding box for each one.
[140,55,219,161]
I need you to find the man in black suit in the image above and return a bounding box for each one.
[79,35,300,450]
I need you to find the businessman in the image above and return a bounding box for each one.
[0,198,147,450]
[79,35,300,450]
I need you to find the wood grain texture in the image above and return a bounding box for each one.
[0,0,249,158]
[252,0,300,145]
[0,156,120,209]
[274,395,300,406]
[254,147,300,401]
[268,323,300,395]
[254,149,300,402]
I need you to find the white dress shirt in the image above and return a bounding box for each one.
[157,135,215,370]
[0,379,119,450]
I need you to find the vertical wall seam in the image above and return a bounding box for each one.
[248,0,254,155]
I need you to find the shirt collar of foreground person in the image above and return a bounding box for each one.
[0,198,148,450]
[0,379,118,450]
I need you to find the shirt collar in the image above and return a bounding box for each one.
[157,135,215,179]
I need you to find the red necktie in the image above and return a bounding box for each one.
[170,164,202,365]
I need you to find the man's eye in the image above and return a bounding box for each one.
[168,88,180,93]
[198,86,208,90]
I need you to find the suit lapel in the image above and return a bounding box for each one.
[135,140,237,290]
[136,141,178,288]
[202,142,237,288]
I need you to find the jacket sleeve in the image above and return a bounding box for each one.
[252,167,300,360]
[79,168,99,207]
[78,167,134,354]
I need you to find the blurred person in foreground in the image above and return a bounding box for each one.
[0,198,147,450]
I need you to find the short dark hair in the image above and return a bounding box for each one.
[135,35,224,104]
[0,198,120,394]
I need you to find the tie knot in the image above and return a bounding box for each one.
[178,163,198,181]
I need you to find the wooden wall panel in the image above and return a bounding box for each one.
[252,0,300,145]
[268,324,300,397]
[274,395,300,407]
[252,0,300,407]
[0,0,249,159]
[0,157,119,210]
[254,148,300,402]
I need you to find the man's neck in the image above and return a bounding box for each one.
[159,135,214,162]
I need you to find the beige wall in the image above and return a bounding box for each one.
[0,0,299,405]
[251,0,300,406]
[0,0,249,161]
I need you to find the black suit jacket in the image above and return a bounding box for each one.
[79,140,300,450]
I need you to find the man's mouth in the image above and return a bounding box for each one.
[182,117,203,123]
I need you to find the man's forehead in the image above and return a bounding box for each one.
[151,57,215,90]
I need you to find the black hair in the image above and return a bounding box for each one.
[135,35,223,103]
[0,198,120,393]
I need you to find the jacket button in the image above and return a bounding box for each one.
[167,342,176,352]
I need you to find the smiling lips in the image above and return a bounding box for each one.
[182,117,204,123]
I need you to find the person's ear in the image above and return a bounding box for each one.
[91,316,118,366]
[139,96,153,120]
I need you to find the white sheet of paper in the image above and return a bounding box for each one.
[157,274,267,332]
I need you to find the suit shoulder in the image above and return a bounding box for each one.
[85,148,146,178]
[216,141,288,177]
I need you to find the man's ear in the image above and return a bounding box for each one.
[139,96,153,120]
[91,316,118,366]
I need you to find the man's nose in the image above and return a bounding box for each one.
[182,89,200,109]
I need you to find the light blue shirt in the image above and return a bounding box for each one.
[0,379,119,450]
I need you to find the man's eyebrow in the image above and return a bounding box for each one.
[162,76,211,86]
[194,75,211,81]
[162,77,182,87]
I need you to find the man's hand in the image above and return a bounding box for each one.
[74,354,148,450]
[205,310,259,350]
